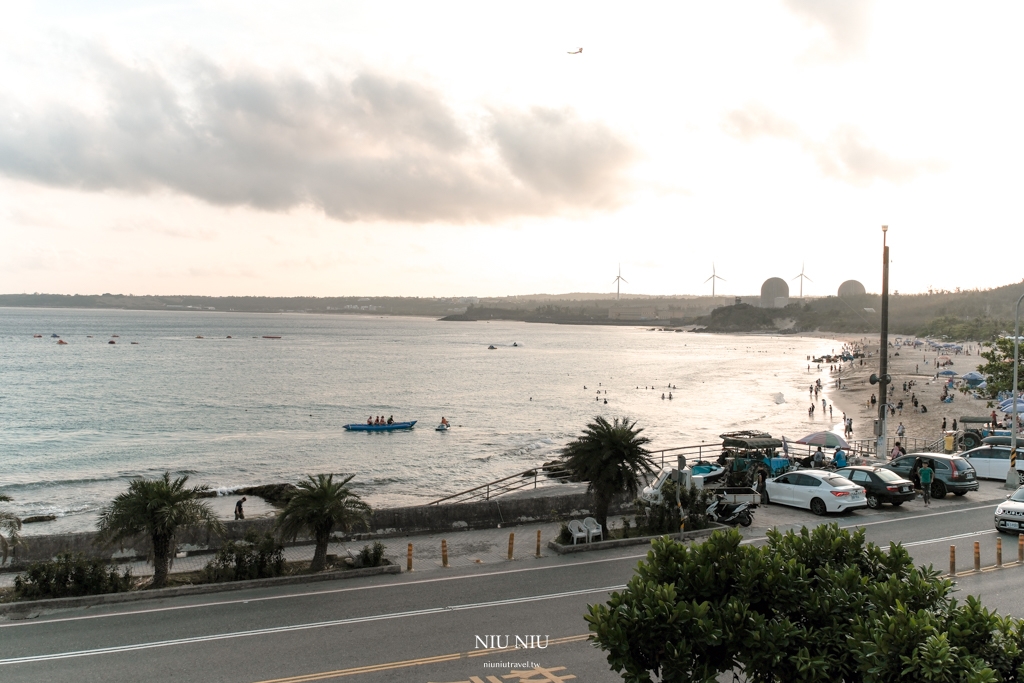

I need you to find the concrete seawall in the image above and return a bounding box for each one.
[5,490,630,566]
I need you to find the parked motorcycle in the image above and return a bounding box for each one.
[706,496,755,527]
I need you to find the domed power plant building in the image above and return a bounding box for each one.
[760,277,789,308]
[838,280,866,298]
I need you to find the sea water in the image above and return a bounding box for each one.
[0,307,838,534]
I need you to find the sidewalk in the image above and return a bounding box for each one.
[0,520,568,588]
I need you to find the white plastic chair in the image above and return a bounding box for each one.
[567,519,588,545]
[583,517,603,542]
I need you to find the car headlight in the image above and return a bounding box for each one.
[996,506,1005,515]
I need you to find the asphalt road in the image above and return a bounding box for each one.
[2,489,1021,683]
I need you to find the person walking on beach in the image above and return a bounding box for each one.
[234,496,247,520]
[896,422,906,438]
[941,417,947,431]
[918,461,934,507]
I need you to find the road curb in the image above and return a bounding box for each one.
[547,524,726,554]
[0,564,400,616]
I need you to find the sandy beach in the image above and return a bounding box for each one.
[823,337,991,454]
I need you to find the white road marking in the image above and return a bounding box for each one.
[0,585,623,666]
[879,529,997,551]
[0,554,645,629]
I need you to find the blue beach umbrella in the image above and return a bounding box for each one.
[961,371,984,381]
[937,369,958,377]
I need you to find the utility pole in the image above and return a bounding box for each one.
[875,226,890,458]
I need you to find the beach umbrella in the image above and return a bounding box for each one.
[938,355,952,362]
[937,369,958,377]
[795,431,850,449]
[961,371,985,382]
[1002,400,1024,413]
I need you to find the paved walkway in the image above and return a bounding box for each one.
[0,520,569,588]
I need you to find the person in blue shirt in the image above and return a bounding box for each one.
[833,447,847,468]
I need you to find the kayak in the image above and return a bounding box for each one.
[344,421,417,432]
[691,461,725,483]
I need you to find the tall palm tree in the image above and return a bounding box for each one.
[96,473,224,588]
[0,495,22,566]
[276,474,371,572]
[561,416,654,531]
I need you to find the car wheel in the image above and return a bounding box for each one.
[738,512,753,527]
[1018,471,1024,486]
[954,491,967,497]
[891,500,903,507]
[866,493,880,509]
[931,481,947,499]
[963,434,980,450]
[810,498,827,516]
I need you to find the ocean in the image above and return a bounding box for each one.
[0,307,838,534]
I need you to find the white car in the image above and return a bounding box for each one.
[765,470,868,515]
[995,487,1024,533]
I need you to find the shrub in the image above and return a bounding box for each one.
[357,541,386,567]
[201,532,285,583]
[557,523,572,544]
[14,553,133,599]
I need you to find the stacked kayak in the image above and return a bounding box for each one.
[344,421,417,431]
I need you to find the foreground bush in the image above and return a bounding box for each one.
[358,541,386,567]
[201,532,285,583]
[14,553,133,599]
[587,524,1018,683]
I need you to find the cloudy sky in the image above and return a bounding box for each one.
[1,1,1021,298]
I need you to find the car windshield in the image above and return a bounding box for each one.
[1011,489,1024,503]
[875,469,904,483]
[824,475,855,488]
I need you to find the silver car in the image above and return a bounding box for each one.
[994,487,1024,533]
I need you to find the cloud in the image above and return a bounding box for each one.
[723,103,942,186]
[0,52,635,223]
[783,0,873,59]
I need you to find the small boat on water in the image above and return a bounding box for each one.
[263,336,282,339]
[344,421,417,432]
[436,424,450,431]
[488,345,497,349]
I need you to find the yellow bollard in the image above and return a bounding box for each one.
[1019,535,1023,563]
[997,537,1003,567]
[536,529,542,557]
[949,545,956,576]
[442,539,449,568]
[407,543,413,572]
[974,541,981,572]
[508,532,515,560]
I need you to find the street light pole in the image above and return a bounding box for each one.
[876,226,890,459]
[1008,292,1024,488]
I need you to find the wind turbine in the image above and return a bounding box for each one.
[704,263,725,297]
[612,264,628,300]
[792,262,812,298]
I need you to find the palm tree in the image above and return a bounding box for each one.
[0,495,22,566]
[96,473,224,588]
[275,474,371,572]
[560,416,655,531]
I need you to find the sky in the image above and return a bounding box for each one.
[0,1,1021,298]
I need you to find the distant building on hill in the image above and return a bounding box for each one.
[760,278,789,308]
[838,280,866,297]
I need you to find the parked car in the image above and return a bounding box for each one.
[959,444,1017,481]
[882,453,978,499]
[834,466,916,508]
[995,487,1024,534]
[764,470,867,515]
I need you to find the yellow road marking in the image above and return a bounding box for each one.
[250,634,590,683]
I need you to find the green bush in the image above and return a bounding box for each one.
[557,523,572,544]
[635,481,715,534]
[14,553,133,599]
[357,541,386,567]
[201,531,285,583]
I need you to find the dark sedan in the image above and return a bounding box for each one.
[834,466,917,508]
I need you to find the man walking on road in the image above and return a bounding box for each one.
[919,460,934,507]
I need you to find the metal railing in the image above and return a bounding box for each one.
[847,435,945,458]
[428,466,576,505]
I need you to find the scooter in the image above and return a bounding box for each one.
[706,496,755,527]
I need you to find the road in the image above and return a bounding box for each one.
[1,492,1021,683]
